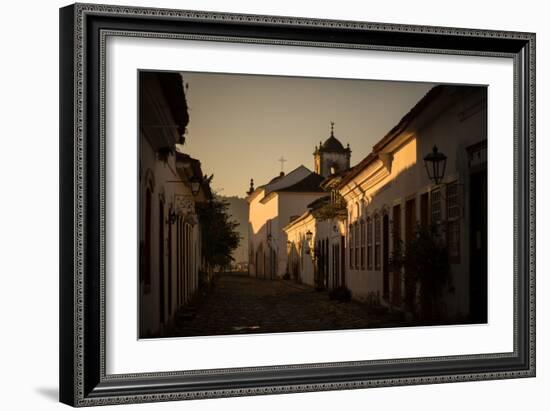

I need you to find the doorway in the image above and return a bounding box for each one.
[392,204,402,305]
[404,197,416,311]
[382,214,390,300]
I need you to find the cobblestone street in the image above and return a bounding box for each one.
[166,272,403,337]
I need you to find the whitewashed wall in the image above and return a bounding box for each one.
[139,137,202,336]
[341,88,487,317]
[248,185,325,278]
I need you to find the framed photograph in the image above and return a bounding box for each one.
[59,3,535,407]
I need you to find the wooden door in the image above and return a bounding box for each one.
[420,192,429,228]
[382,214,389,300]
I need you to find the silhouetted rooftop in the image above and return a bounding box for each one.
[268,171,286,184]
[317,123,350,154]
[307,195,330,210]
[276,173,325,193]
[320,135,346,152]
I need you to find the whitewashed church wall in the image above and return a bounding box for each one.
[318,151,349,176]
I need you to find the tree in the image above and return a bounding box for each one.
[195,193,241,272]
[390,223,450,322]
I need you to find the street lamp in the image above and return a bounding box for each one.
[190,177,201,196]
[424,145,447,185]
[305,230,313,255]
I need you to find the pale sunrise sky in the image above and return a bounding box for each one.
[179,72,435,197]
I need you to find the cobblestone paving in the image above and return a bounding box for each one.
[166,272,403,337]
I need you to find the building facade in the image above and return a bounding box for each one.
[282,85,487,322]
[313,122,351,177]
[247,125,352,281]
[283,193,347,290]
[336,85,487,320]
[139,72,212,337]
[247,166,326,279]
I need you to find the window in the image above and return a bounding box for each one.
[431,187,442,223]
[374,214,381,270]
[332,243,340,288]
[447,220,460,260]
[349,224,353,269]
[392,204,401,247]
[360,219,365,269]
[446,181,461,262]
[367,217,373,270]
[353,221,359,269]
[447,182,461,219]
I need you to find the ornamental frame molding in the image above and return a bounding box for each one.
[62,3,535,407]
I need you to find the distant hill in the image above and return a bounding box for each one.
[218,195,248,264]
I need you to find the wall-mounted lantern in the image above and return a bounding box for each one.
[190,177,201,196]
[424,145,447,185]
[305,230,313,255]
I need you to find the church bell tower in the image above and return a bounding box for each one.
[313,122,351,178]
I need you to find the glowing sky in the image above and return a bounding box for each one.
[179,72,434,197]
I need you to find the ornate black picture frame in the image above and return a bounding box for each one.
[59,3,535,407]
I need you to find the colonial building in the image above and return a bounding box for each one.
[139,71,213,337]
[283,192,347,289]
[283,85,487,322]
[246,166,325,279]
[313,122,351,177]
[247,125,352,280]
[337,85,487,321]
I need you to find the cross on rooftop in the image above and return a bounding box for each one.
[278,156,287,173]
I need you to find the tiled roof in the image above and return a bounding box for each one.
[307,195,330,210]
[336,152,379,187]
[276,173,325,193]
